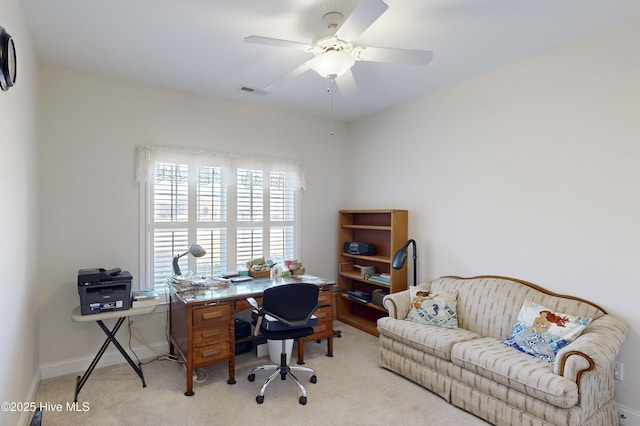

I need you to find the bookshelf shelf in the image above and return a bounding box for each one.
[341,253,390,264]
[339,293,388,312]
[342,225,392,231]
[338,272,392,287]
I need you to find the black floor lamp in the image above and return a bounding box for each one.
[392,239,416,287]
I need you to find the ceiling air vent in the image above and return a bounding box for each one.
[240,86,267,95]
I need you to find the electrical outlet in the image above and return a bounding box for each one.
[615,361,623,381]
[619,413,627,425]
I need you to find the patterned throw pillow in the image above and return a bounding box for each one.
[406,289,458,329]
[503,300,592,363]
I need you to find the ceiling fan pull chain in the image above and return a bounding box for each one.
[328,78,335,136]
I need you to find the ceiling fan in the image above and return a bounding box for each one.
[244,0,433,95]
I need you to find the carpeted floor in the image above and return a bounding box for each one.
[34,321,489,425]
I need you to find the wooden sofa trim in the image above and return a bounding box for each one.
[387,299,398,319]
[559,350,595,402]
[441,275,608,314]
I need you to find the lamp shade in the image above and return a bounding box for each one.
[392,247,408,269]
[173,244,206,276]
[188,244,206,258]
[309,50,355,79]
[392,239,416,287]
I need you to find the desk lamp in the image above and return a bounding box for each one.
[173,244,206,276]
[392,239,416,288]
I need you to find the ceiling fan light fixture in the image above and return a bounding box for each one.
[245,0,433,92]
[310,50,355,79]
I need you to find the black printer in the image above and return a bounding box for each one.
[78,268,132,315]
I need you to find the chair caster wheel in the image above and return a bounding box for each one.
[299,396,307,405]
[256,395,264,404]
[248,373,255,382]
[310,375,317,384]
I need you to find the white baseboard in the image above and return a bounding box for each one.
[18,371,41,426]
[620,405,640,426]
[39,340,170,380]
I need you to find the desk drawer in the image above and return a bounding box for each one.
[236,296,262,313]
[310,322,331,339]
[193,341,231,367]
[318,289,332,306]
[314,305,332,322]
[192,303,231,328]
[310,306,332,339]
[192,325,229,346]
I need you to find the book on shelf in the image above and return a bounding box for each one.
[367,275,390,285]
[346,290,372,304]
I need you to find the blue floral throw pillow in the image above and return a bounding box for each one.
[504,301,592,363]
[406,289,458,329]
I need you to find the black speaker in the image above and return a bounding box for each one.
[234,319,252,354]
[344,242,376,256]
[372,289,389,308]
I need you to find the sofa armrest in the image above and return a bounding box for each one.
[554,313,627,389]
[383,282,432,319]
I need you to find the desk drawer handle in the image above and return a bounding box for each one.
[315,311,328,319]
[202,348,222,357]
[200,329,223,339]
[313,324,328,333]
[202,312,223,320]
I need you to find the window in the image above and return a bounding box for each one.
[137,146,304,291]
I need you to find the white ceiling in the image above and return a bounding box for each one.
[20,0,640,122]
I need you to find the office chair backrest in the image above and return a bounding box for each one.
[262,283,319,328]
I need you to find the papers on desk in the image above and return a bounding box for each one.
[132,289,157,300]
[132,297,159,308]
[292,274,318,280]
[292,274,334,285]
[230,276,253,283]
[132,289,160,308]
[168,276,231,292]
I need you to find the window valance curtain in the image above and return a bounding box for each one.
[136,145,306,191]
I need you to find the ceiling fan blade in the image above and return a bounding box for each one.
[262,60,313,91]
[357,46,434,65]
[335,0,389,42]
[334,69,358,97]
[244,35,312,52]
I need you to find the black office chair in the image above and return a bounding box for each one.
[247,283,319,405]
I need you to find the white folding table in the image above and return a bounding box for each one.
[70,304,157,402]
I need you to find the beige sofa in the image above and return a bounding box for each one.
[377,275,627,426]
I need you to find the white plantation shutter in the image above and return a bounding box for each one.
[237,169,264,266]
[151,162,189,285]
[196,227,227,277]
[195,164,227,277]
[269,171,295,261]
[137,146,303,290]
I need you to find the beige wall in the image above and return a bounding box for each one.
[0,0,40,424]
[36,66,349,375]
[348,18,640,412]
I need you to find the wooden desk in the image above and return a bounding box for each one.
[71,304,158,402]
[168,276,335,396]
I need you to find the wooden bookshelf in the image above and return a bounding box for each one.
[336,209,408,336]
